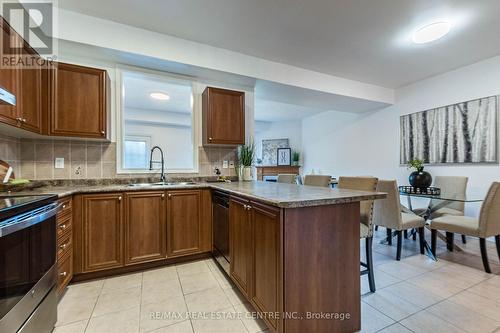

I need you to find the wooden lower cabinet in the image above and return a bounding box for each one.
[229,197,253,297]
[166,189,212,257]
[229,197,281,331]
[56,196,73,295]
[73,189,212,276]
[250,202,281,331]
[74,193,124,274]
[125,191,166,265]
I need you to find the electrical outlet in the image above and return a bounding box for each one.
[55,158,64,169]
[229,161,235,168]
[222,160,229,168]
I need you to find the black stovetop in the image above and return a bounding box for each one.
[0,195,58,220]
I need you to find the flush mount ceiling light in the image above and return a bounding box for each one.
[150,92,170,100]
[413,21,451,44]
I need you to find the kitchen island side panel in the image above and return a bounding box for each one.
[283,202,361,333]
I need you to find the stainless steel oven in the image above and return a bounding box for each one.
[212,191,230,274]
[0,195,58,333]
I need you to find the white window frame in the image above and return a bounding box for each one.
[123,135,151,170]
[115,66,199,174]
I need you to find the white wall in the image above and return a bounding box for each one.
[302,55,500,217]
[255,120,303,166]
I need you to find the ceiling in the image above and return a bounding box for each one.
[123,73,192,113]
[254,99,324,122]
[60,0,500,88]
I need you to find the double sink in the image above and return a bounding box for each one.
[127,181,198,188]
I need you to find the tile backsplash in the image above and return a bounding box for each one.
[0,135,237,180]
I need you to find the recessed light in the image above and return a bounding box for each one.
[413,21,451,44]
[150,92,170,100]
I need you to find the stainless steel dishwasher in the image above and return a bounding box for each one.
[212,191,230,275]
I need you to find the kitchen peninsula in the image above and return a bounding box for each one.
[8,180,385,333]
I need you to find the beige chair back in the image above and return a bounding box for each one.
[372,180,403,230]
[303,175,331,187]
[479,182,500,238]
[338,177,378,236]
[277,174,297,184]
[431,176,468,212]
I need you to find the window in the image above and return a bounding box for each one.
[124,136,150,169]
[119,71,196,173]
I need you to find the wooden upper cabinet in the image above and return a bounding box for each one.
[0,19,21,126]
[166,189,205,257]
[125,191,166,265]
[49,62,108,138]
[18,44,42,133]
[202,87,245,146]
[79,193,124,273]
[229,196,252,297]
[250,201,281,331]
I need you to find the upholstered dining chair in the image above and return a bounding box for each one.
[303,175,332,187]
[277,174,297,184]
[430,182,500,273]
[338,176,378,292]
[373,180,426,260]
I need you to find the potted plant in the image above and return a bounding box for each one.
[407,158,432,190]
[238,141,255,181]
[292,150,300,166]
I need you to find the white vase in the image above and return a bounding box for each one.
[242,166,253,181]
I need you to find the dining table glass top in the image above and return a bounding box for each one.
[399,191,483,203]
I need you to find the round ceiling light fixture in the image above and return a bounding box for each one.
[413,21,451,44]
[150,92,170,100]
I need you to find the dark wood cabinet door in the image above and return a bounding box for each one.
[229,197,252,297]
[203,87,245,145]
[250,202,281,330]
[80,193,123,273]
[125,191,166,265]
[19,45,42,133]
[166,190,203,257]
[0,20,21,126]
[50,62,107,138]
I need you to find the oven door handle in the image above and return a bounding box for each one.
[0,203,62,238]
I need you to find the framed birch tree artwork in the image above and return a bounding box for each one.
[400,95,498,164]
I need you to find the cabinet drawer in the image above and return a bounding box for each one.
[57,231,72,261]
[57,197,72,217]
[57,252,73,294]
[57,213,72,238]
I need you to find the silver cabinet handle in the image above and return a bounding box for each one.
[118,196,122,201]
[59,224,66,230]
[60,272,67,277]
[59,243,68,250]
[101,130,105,135]
[168,193,172,199]
[161,193,165,199]
[208,137,213,141]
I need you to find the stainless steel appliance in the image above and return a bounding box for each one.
[0,86,16,106]
[212,191,230,274]
[0,195,59,333]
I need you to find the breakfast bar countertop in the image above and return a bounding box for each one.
[2,180,386,209]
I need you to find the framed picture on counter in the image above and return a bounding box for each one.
[277,148,291,166]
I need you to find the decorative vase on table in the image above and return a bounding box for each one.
[409,167,432,190]
[242,166,253,181]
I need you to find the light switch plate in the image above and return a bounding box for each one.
[55,158,64,169]
[222,160,229,169]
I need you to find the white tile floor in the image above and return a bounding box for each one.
[54,229,500,333]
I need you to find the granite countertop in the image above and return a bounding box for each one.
[2,181,386,208]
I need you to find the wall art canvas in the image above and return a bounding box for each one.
[262,138,289,166]
[400,96,498,164]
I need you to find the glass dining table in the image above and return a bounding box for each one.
[383,190,484,260]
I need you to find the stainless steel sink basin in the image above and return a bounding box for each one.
[127,181,197,187]
[127,183,154,187]
[152,181,197,186]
